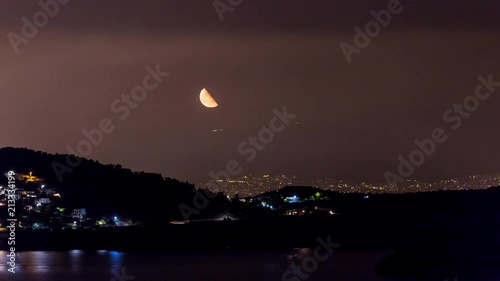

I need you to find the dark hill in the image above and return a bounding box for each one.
[0,147,226,222]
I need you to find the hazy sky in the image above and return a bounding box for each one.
[1,0,499,183]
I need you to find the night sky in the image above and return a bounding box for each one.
[2,0,499,183]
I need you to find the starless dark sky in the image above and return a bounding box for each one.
[1,0,500,183]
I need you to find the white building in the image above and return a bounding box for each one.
[72,208,87,218]
[38,198,51,204]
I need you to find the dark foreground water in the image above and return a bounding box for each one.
[0,249,479,281]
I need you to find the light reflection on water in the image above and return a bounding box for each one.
[0,249,484,281]
[0,250,127,275]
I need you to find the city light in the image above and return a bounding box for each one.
[201,174,500,197]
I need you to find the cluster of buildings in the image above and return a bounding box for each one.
[0,171,133,232]
[314,175,500,194]
[200,174,300,197]
[200,174,500,197]
[245,191,338,217]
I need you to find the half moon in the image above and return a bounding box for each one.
[200,88,218,108]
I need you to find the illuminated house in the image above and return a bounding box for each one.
[284,207,311,216]
[25,190,37,198]
[284,195,301,203]
[19,172,42,183]
[72,208,87,219]
[36,198,51,206]
[284,206,336,216]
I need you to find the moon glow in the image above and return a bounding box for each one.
[199,88,218,108]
